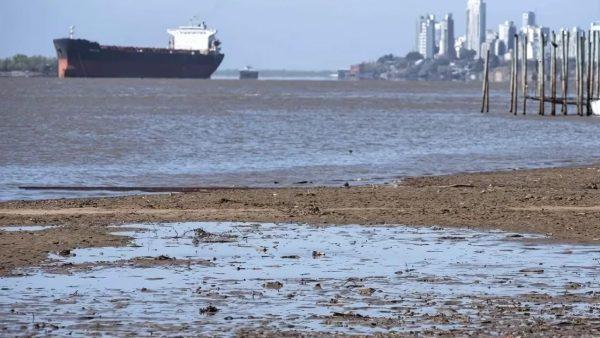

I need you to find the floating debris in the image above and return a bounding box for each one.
[519,268,545,274]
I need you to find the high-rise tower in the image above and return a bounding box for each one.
[466,0,486,58]
[522,11,536,28]
[438,14,456,59]
[416,14,436,59]
[498,21,516,52]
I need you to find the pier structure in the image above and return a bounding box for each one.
[482,28,600,116]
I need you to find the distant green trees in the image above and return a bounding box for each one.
[0,54,57,74]
[405,51,424,62]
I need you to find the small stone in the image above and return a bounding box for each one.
[359,287,376,296]
[263,281,284,290]
[199,305,219,315]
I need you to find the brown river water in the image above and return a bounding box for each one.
[2,78,600,335]
[1,78,600,201]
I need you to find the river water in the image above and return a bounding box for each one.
[1,78,599,201]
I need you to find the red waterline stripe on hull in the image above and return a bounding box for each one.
[58,58,68,78]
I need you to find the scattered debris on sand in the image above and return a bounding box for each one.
[191,228,237,245]
[200,305,219,315]
[263,281,284,290]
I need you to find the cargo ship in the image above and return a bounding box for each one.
[53,23,224,79]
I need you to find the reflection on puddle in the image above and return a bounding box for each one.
[1,222,599,335]
[0,225,55,232]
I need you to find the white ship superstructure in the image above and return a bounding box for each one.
[167,22,221,54]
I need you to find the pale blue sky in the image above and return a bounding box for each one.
[0,0,598,69]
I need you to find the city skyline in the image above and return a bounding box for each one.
[0,0,598,70]
[413,2,599,63]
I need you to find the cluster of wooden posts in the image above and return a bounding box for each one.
[481,29,600,115]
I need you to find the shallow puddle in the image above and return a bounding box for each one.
[1,222,599,336]
[0,225,55,232]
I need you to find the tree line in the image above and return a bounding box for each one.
[0,55,57,75]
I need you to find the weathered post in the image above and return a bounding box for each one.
[587,31,592,115]
[580,33,586,115]
[534,56,539,105]
[551,31,558,115]
[485,48,490,113]
[596,31,600,98]
[576,32,581,115]
[591,31,596,99]
[562,30,569,115]
[481,48,490,113]
[566,30,571,114]
[539,33,546,115]
[509,48,515,113]
[513,35,519,114]
[561,29,565,114]
[522,34,528,115]
[592,31,600,99]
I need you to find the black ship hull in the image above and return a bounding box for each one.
[53,39,224,79]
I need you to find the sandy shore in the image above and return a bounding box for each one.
[1,165,600,276]
[2,165,600,336]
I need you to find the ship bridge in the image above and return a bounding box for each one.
[167,22,220,54]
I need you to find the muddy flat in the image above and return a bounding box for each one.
[1,166,600,336]
[1,166,600,277]
[2,222,599,336]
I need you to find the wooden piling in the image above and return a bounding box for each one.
[539,33,546,116]
[576,32,581,115]
[592,31,600,99]
[592,31,595,99]
[562,30,569,115]
[580,33,586,115]
[492,28,598,119]
[596,31,600,98]
[587,31,592,115]
[522,34,528,115]
[509,48,515,113]
[592,31,598,100]
[551,31,558,115]
[485,48,490,112]
[513,35,519,114]
[481,48,490,113]
[592,31,597,99]
[591,31,596,100]
[534,57,540,114]
[561,29,565,114]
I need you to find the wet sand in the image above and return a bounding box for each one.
[1,165,600,335]
[1,165,600,277]
[2,222,599,336]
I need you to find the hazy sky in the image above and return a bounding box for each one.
[0,0,598,70]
